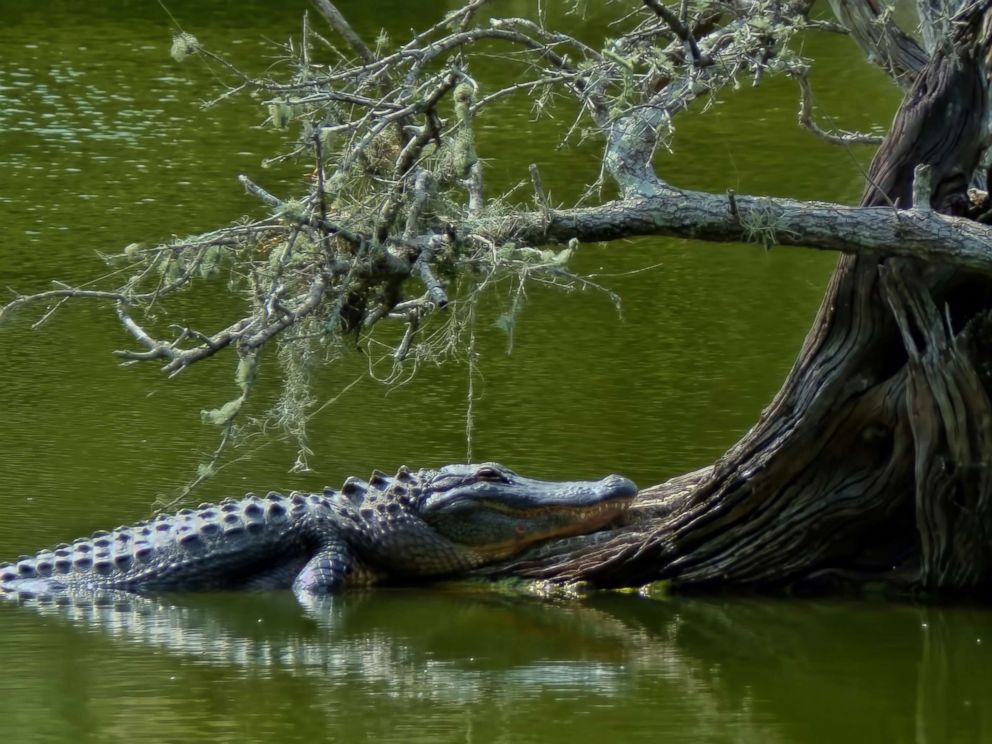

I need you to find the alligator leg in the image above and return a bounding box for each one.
[291,539,354,595]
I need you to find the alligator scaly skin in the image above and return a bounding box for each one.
[0,463,637,597]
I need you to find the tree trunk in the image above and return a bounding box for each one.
[487,4,992,598]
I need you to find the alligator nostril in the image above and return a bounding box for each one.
[607,475,638,497]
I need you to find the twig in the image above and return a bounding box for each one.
[913,164,933,212]
[414,235,450,309]
[115,302,175,360]
[727,188,740,222]
[238,174,362,246]
[465,160,485,219]
[309,0,375,64]
[530,163,551,214]
[793,68,883,145]
[642,0,709,66]
[404,170,433,239]
[394,312,420,362]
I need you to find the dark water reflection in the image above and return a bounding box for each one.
[1,590,990,743]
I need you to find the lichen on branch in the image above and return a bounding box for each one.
[1,0,890,481]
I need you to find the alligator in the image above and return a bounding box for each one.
[0,463,636,598]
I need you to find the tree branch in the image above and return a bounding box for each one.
[470,190,992,276]
[309,0,375,64]
[792,65,884,145]
[642,0,708,66]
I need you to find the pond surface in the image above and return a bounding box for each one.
[1,1,985,741]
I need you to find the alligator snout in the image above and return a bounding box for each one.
[600,474,638,499]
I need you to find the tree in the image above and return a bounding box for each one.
[4,0,992,597]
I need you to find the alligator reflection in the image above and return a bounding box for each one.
[2,589,990,742]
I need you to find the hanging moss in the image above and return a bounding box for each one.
[450,83,478,179]
[169,32,200,63]
[235,353,256,394]
[268,99,294,130]
[200,397,243,427]
[198,245,223,279]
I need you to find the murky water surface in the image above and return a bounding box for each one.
[2,1,983,742]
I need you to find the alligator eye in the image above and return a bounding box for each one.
[475,466,504,481]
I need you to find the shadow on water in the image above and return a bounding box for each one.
[1,589,990,742]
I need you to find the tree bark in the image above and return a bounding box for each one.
[484,1,992,598]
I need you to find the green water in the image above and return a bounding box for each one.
[1,1,982,741]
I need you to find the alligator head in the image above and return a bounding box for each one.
[413,462,637,560]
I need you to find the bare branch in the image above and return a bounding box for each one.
[641,0,708,65]
[309,0,375,64]
[792,65,884,145]
[413,235,451,309]
[469,190,992,277]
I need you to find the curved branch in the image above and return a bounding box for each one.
[793,67,884,145]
